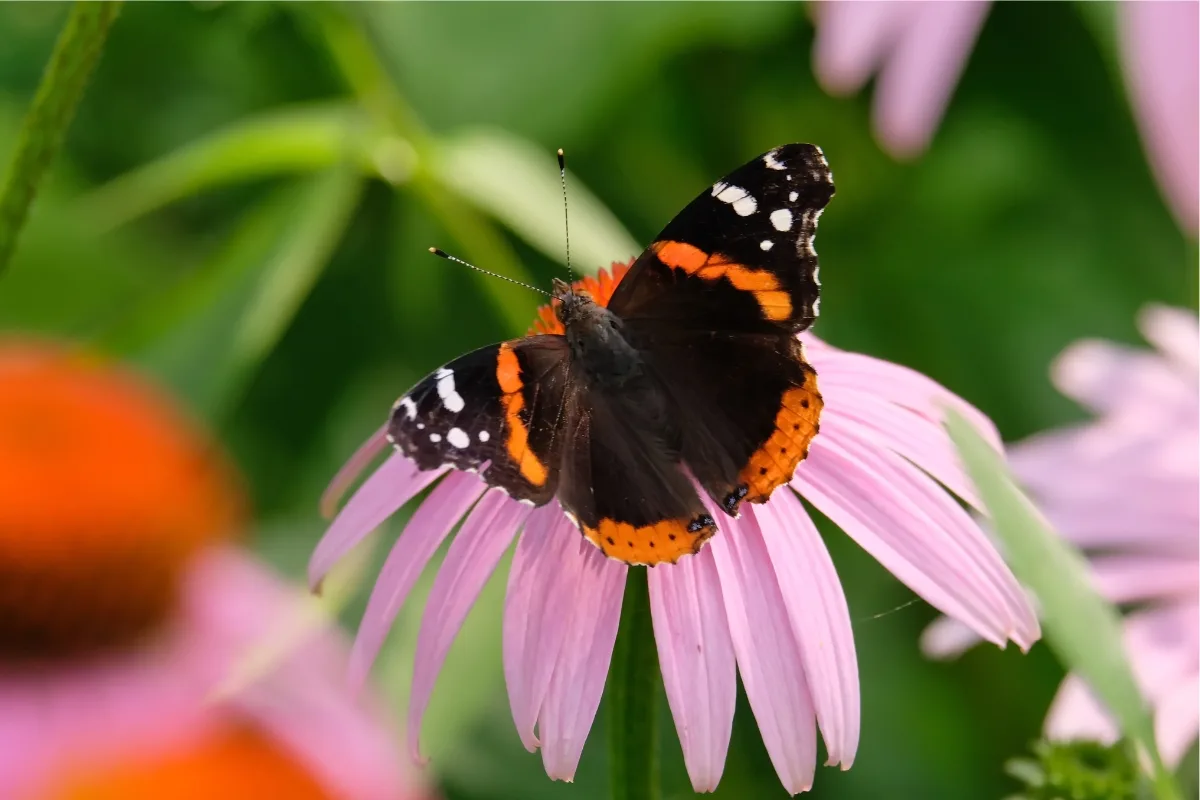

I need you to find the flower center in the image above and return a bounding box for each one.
[0,345,244,658]
[30,725,330,800]
[530,261,631,335]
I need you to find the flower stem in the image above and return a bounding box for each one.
[0,1,121,275]
[608,567,661,800]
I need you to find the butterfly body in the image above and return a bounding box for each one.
[388,144,834,566]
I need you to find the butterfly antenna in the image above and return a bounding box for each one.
[557,148,576,287]
[428,248,550,297]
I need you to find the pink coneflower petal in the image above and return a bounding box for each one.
[504,505,582,752]
[1156,673,1200,768]
[1088,554,1198,604]
[241,670,408,800]
[1140,305,1200,375]
[310,454,447,590]
[755,490,860,769]
[871,1,989,158]
[1119,1,1199,234]
[648,546,736,791]
[806,340,1003,451]
[348,471,486,692]
[812,1,910,95]
[828,391,983,507]
[796,435,1018,647]
[538,545,626,782]
[918,615,979,660]
[1044,674,1119,746]
[826,419,1037,647]
[710,512,817,795]
[408,489,531,761]
[321,424,391,520]
[1051,340,1193,418]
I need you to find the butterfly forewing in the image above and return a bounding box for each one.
[388,336,571,505]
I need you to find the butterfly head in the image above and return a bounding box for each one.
[551,277,595,328]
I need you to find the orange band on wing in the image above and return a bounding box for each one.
[496,343,548,486]
[739,370,823,503]
[651,241,793,322]
[580,513,717,566]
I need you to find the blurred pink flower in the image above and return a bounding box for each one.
[923,305,1199,767]
[315,315,1040,793]
[0,342,419,800]
[0,550,416,800]
[810,1,1199,234]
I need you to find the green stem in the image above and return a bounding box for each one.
[608,568,661,800]
[0,1,121,275]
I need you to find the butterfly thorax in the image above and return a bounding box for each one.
[552,278,644,390]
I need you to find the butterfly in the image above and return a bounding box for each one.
[388,144,834,566]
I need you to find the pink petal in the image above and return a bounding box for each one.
[872,1,990,158]
[1051,339,1192,418]
[240,671,410,800]
[754,492,860,769]
[812,1,910,95]
[648,547,736,791]
[1044,674,1119,745]
[805,337,1003,451]
[919,615,982,660]
[310,453,447,590]
[710,511,818,794]
[824,387,982,507]
[321,424,391,519]
[1155,672,1199,768]
[1119,1,1199,234]
[503,504,584,752]
[407,490,530,761]
[1139,304,1199,377]
[795,432,1022,648]
[348,471,486,692]
[828,425,1038,646]
[1088,554,1198,605]
[539,545,627,781]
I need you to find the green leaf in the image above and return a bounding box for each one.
[76,102,385,230]
[432,129,640,271]
[945,409,1179,800]
[127,167,362,419]
[0,1,121,275]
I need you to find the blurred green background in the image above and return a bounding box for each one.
[0,2,1194,798]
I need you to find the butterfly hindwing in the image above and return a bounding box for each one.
[628,327,823,516]
[556,377,717,566]
[388,335,570,505]
[608,143,833,333]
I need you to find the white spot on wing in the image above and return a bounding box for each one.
[429,433,442,443]
[763,150,786,170]
[770,208,793,231]
[394,396,418,419]
[711,181,728,197]
[732,196,757,216]
[760,240,773,251]
[716,184,757,216]
[435,368,465,413]
[789,191,798,202]
[417,423,425,430]
[478,430,490,442]
[447,427,470,448]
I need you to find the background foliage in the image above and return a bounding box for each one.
[0,3,1193,798]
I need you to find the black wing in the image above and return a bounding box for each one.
[387,335,571,505]
[608,144,832,513]
[608,143,833,334]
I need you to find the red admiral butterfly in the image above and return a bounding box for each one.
[389,144,833,566]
